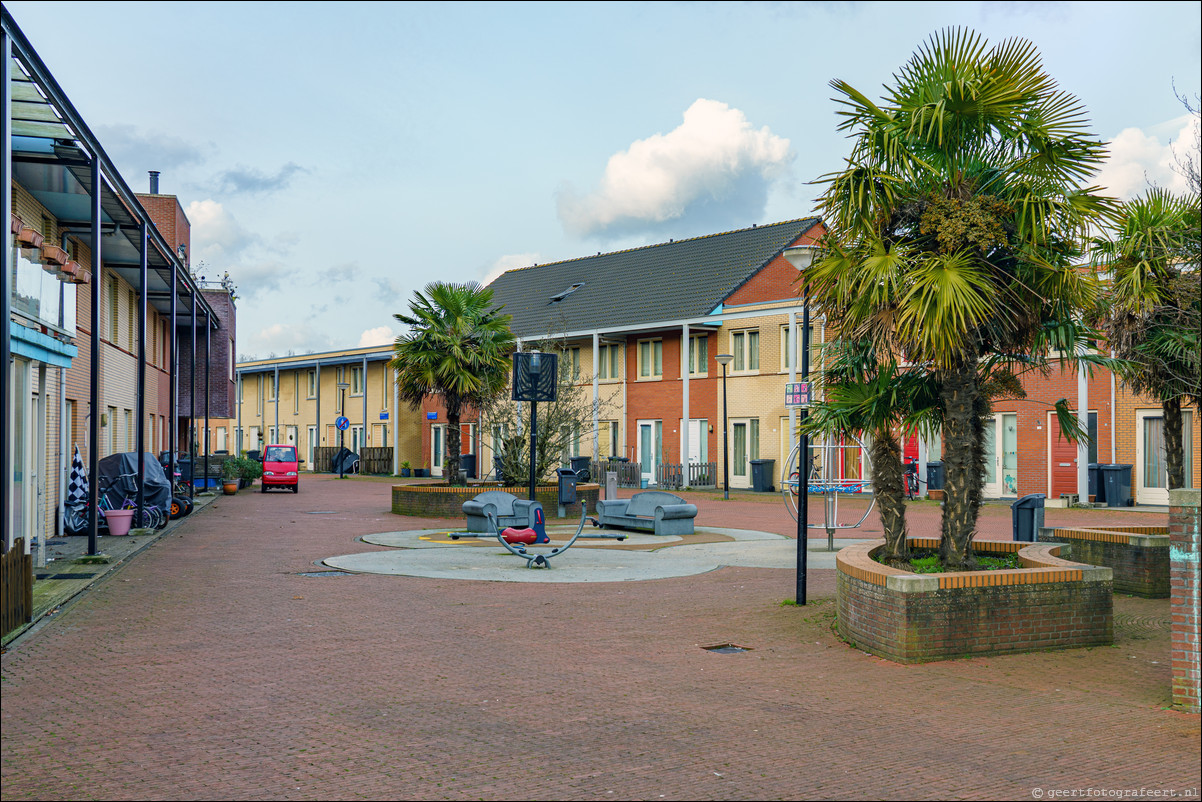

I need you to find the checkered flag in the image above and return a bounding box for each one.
[68,444,88,504]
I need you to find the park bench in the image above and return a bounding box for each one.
[595,490,697,536]
[461,490,543,534]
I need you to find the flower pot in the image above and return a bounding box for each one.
[223,480,239,495]
[16,226,44,250]
[928,489,944,501]
[400,468,411,477]
[39,243,68,266]
[66,265,91,285]
[414,469,427,478]
[103,509,135,536]
[59,260,81,281]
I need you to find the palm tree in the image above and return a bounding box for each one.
[804,340,940,565]
[808,28,1114,569]
[390,282,515,485]
[1096,188,1201,489]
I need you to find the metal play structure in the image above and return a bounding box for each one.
[781,436,875,548]
[486,503,589,569]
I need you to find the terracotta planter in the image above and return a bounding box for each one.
[16,226,44,250]
[927,489,944,501]
[223,480,239,495]
[65,265,91,285]
[59,260,81,281]
[40,243,68,265]
[11,214,23,235]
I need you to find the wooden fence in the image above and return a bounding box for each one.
[313,447,393,474]
[1,539,32,639]
[592,459,718,489]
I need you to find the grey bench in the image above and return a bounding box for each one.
[461,490,543,534]
[595,491,697,536]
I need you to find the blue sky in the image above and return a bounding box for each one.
[7,1,1200,358]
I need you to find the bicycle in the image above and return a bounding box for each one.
[100,472,168,530]
[904,457,919,500]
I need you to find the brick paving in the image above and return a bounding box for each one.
[2,474,1198,801]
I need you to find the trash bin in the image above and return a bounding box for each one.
[460,453,476,480]
[1088,463,1105,504]
[1011,493,1046,542]
[750,459,776,492]
[175,456,193,484]
[926,461,945,491]
[557,468,578,505]
[1100,464,1133,507]
[570,456,592,483]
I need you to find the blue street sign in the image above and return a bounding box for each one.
[426,412,437,420]
[335,416,350,431]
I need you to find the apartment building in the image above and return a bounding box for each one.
[4,9,233,556]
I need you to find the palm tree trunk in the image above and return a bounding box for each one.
[870,429,909,564]
[1163,397,1185,489]
[939,356,981,571]
[446,403,463,486]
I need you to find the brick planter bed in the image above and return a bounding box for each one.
[836,537,1113,664]
[1038,526,1170,598]
[391,483,601,519]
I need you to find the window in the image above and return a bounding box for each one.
[781,324,822,373]
[598,420,620,457]
[688,335,708,375]
[638,339,663,379]
[108,277,119,342]
[127,289,135,349]
[267,374,277,401]
[731,329,759,372]
[307,370,317,398]
[351,366,364,395]
[599,344,622,380]
[293,373,300,413]
[565,347,581,380]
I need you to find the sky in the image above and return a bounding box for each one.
[7,1,1200,360]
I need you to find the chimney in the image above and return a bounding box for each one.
[149,171,160,194]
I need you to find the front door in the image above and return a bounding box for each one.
[431,424,445,477]
[285,426,298,449]
[1137,409,1194,504]
[307,425,317,469]
[981,414,1018,497]
[637,420,661,486]
[729,417,757,489]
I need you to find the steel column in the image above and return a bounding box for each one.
[190,289,196,476]
[87,157,101,555]
[203,311,210,483]
[168,259,177,496]
[136,221,147,521]
[797,282,811,605]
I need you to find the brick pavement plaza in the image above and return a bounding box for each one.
[2,475,1199,801]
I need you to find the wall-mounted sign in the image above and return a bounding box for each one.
[426,412,437,420]
[379,411,389,421]
[784,382,810,407]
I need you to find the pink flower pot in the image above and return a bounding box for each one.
[103,509,135,536]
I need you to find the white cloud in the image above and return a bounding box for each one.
[358,326,395,347]
[187,199,256,264]
[557,98,793,240]
[480,252,541,287]
[1095,115,1193,200]
[248,322,332,357]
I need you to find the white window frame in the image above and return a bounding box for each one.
[351,365,365,396]
[637,339,663,380]
[731,328,759,374]
[599,344,622,381]
[688,334,708,376]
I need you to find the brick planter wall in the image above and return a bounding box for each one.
[1169,488,1200,713]
[836,538,1113,664]
[391,484,601,519]
[1038,526,1170,598]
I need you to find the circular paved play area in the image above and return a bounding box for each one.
[322,525,864,582]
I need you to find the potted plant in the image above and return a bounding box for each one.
[414,462,428,478]
[221,459,241,495]
[239,455,263,488]
[400,460,411,478]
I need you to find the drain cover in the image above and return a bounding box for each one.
[36,572,97,581]
[297,570,351,577]
[702,643,752,654]
[305,511,338,515]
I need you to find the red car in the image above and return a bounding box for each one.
[261,444,300,493]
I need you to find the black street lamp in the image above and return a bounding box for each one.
[715,353,734,500]
[784,243,820,605]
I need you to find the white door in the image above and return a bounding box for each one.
[351,425,365,454]
[307,425,318,469]
[431,425,445,477]
[1136,409,1194,505]
[285,426,298,449]
[981,416,1017,497]
[683,419,707,464]
[729,418,758,489]
[637,420,661,486]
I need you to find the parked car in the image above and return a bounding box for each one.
[261,444,300,493]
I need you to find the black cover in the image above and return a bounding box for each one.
[98,452,172,513]
[332,447,359,475]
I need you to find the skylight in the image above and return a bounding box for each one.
[549,283,585,304]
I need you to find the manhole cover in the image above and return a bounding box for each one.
[702,643,752,654]
[305,511,339,515]
[297,570,351,577]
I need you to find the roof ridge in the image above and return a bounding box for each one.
[501,217,821,275]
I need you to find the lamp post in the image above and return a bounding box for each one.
[715,353,734,500]
[337,381,350,478]
[783,243,819,605]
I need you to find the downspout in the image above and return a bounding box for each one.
[136,221,147,521]
[168,252,177,495]
[592,331,599,464]
[236,369,242,454]
[87,153,102,555]
[190,287,196,474]
[204,311,210,482]
[393,366,400,476]
[274,364,279,443]
[362,355,368,453]
[681,323,689,489]
[315,360,321,468]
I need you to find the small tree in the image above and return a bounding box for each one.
[481,339,615,485]
[390,282,515,486]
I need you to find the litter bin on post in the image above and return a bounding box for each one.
[1011,493,1046,542]
[1100,464,1133,507]
[750,459,776,492]
[460,453,476,480]
[926,461,945,491]
[556,468,578,516]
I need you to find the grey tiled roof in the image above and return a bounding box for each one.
[487,218,821,338]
